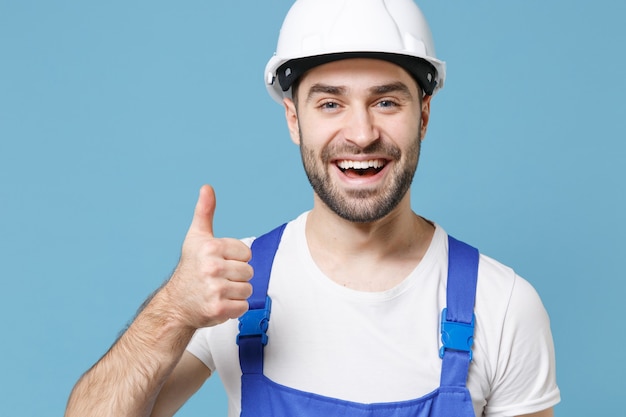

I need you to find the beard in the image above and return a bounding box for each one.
[300,133,421,223]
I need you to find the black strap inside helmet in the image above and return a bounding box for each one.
[277,52,438,96]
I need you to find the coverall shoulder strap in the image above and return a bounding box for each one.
[446,235,479,325]
[439,235,479,388]
[238,223,287,374]
[247,223,287,309]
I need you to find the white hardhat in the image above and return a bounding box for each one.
[265,0,446,104]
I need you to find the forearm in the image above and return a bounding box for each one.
[66,185,253,416]
[65,291,195,417]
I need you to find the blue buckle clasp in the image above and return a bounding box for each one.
[237,296,272,346]
[439,308,475,361]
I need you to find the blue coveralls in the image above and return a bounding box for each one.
[237,224,478,417]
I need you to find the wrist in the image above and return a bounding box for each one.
[141,287,197,342]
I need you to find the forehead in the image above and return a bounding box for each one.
[297,58,420,95]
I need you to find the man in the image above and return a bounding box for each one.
[65,0,560,416]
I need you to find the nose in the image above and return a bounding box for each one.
[343,107,379,148]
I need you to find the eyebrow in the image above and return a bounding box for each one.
[305,84,346,103]
[370,82,413,99]
[304,81,414,103]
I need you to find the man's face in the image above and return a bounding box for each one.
[284,58,431,223]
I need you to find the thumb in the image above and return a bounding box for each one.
[189,184,216,237]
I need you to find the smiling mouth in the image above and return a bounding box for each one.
[336,159,387,177]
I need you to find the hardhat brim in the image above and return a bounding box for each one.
[276,52,439,96]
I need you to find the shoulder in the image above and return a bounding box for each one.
[441,234,559,413]
[438,227,521,306]
[465,245,559,414]
[243,211,309,248]
[471,247,550,345]
[475,252,548,326]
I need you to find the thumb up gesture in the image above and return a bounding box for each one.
[162,185,253,330]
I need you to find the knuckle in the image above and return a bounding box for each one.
[209,301,246,322]
[208,303,228,320]
[202,258,226,277]
[203,238,224,255]
[205,279,228,299]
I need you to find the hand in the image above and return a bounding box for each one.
[162,185,253,330]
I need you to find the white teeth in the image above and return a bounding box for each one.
[337,159,385,170]
[354,160,382,169]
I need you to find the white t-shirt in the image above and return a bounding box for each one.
[187,212,560,417]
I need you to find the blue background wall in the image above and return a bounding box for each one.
[1,1,624,415]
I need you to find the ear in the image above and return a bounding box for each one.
[284,98,301,145]
[419,94,432,140]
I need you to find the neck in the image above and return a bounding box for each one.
[305,193,434,291]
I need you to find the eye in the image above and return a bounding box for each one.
[319,101,341,111]
[376,99,398,108]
